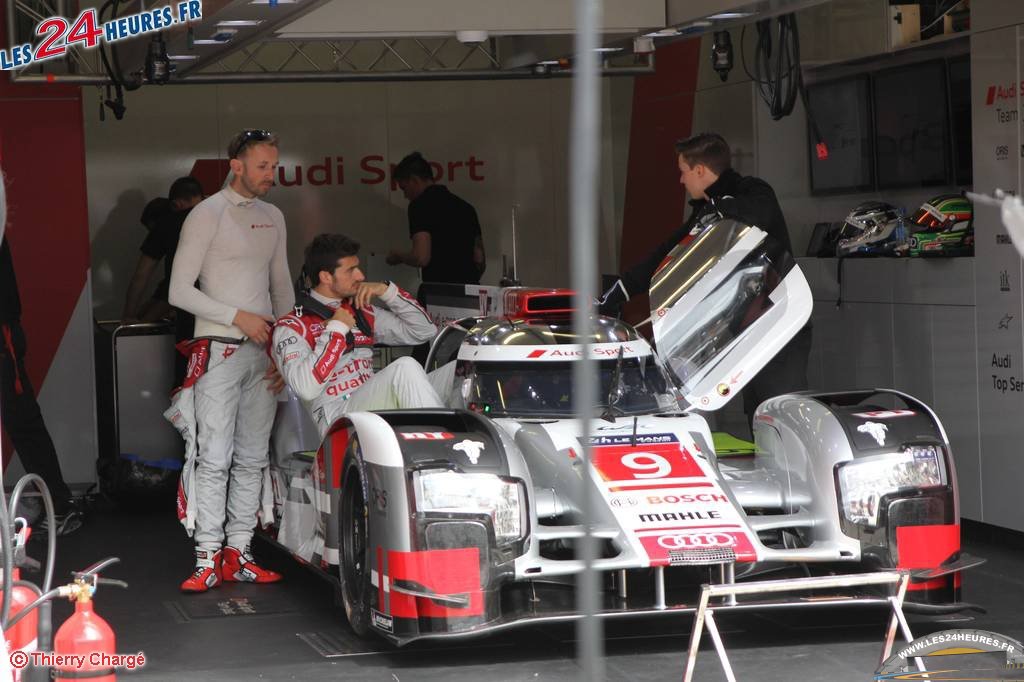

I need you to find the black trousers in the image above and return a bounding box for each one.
[1,320,73,512]
[743,325,813,426]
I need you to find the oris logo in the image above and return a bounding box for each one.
[657,533,736,549]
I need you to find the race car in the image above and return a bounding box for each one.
[264,217,980,645]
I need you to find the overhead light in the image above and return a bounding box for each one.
[206,28,238,42]
[537,60,562,66]
[249,0,299,3]
[708,12,753,20]
[169,54,199,60]
[643,28,681,38]
[456,29,489,44]
[216,20,264,27]
[594,47,623,53]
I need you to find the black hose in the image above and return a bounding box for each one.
[742,15,827,157]
[4,589,63,631]
[110,0,142,92]
[0,485,14,631]
[8,474,58,593]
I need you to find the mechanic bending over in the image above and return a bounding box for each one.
[272,233,446,439]
[599,132,811,427]
[169,129,294,593]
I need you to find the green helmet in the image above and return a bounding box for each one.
[906,194,973,257]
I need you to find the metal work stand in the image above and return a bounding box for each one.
[682,571,916,682]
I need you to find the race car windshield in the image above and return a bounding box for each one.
[452,357,679,418]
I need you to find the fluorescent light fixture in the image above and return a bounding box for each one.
[537,60,562,65]
[169,54,199,60]
[193,39,226,45]
[708,12,753,20]
[644,28,681,37]
[250,0,299,3]
[216,20,264,27]
[594,46,623,53]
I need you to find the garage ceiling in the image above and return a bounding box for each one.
[8,0,830,84]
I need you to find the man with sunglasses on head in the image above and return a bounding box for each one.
[169,129,294,593]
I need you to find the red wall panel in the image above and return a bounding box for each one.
[1,9,91,467]
[619,38,701,324]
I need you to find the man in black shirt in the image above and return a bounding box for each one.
[600,133,810,427]
[387,152,485,286]
[122,176,203,324]
[0,179,82,535]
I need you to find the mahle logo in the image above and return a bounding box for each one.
[876,629,1024,680]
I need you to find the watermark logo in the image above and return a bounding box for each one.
[10,650,146,672]
[875,629,1024,680]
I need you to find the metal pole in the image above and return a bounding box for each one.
[704,611,738,682]
[570,0,602,679]
[511,203,519,283]
[8,63,654,86]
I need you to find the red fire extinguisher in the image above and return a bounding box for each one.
[2,566,39,682]
[51,559,125,682]
[52,585,114,682]
[2,525,39,682]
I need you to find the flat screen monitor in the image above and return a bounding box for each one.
[873,60,951,188]
[807,75,874,194]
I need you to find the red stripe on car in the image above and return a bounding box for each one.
[387,548,483,619]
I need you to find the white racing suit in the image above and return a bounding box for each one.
[271,282,444,438]
[165,338,275,550]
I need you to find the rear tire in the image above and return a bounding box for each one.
[339,459,371,636]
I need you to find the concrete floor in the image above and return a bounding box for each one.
[27,506,1024,682]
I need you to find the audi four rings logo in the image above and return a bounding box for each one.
[657,533,735,549]
[610,497,638,507]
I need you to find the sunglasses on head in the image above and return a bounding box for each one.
[230,129,274,158]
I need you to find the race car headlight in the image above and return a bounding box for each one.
[415,470,524,544]
[836,445,946,527]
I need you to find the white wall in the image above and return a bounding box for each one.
[84,77,633,319]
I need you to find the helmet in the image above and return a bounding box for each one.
[836,202,905,256]
[906,194,974,257]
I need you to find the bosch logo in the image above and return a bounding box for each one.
[610,496,638,508]
[657,533,735,549]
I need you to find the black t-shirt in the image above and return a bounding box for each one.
[408,185,481,285]
[140,207,190,302]
[0,239,22,324]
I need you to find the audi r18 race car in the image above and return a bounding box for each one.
[264,217,981,645]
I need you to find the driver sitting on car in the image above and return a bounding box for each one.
[272,233,446,437]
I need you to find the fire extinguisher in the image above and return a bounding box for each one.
[3,524,40,682]
[52,559,126,682]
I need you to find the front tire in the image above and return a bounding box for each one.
[339,458,371,636]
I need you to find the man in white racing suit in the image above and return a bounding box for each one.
[168,129,293,593]
[272,233,444,437]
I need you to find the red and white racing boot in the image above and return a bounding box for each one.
[180,548,222,593]
[221,546,283,584]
